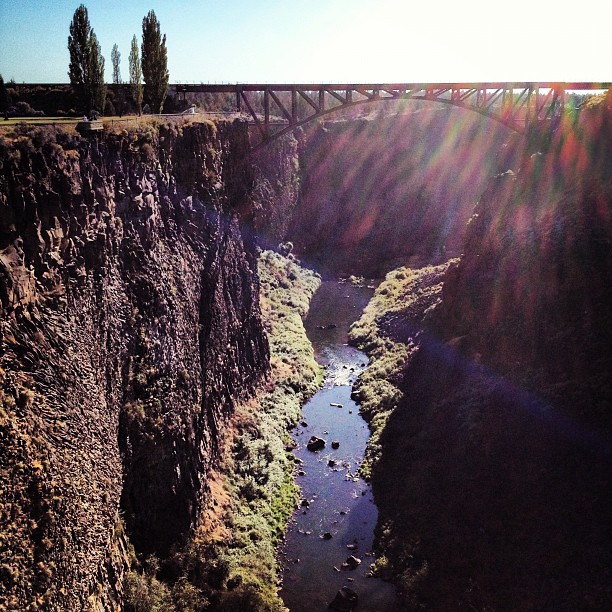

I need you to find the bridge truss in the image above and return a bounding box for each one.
[176,82,610,148]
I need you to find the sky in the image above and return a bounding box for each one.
[0,0,610,85]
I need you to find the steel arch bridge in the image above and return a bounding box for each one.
[176,82,609,148]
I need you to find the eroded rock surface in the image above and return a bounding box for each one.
[0,121,270,610]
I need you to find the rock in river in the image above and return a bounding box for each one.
[329,586,359,611]
[341,555,362,570]
[306,435,326,451]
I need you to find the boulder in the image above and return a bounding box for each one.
[307,435,326,451]
[329,586,358,611]
[341,555,362,570]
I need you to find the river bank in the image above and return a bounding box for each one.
[193,250,323,610]
[280,280,398,611]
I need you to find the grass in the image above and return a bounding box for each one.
[204,250,322,607]
[0,113,231,131]
[0,116,80,126]
[124,250,322,611]
[348,262,456,478]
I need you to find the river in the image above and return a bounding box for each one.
[279,280,398,611]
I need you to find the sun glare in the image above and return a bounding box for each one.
[280,0,611,83]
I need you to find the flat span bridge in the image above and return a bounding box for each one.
[177,82,610,146]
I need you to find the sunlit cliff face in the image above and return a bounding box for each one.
[292,103,520,275]
[440,95,612,379]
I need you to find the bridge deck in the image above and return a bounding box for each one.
[176,82,610,93]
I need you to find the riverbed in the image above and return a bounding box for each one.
[279,280,398,611]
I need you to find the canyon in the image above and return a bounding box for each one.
[1,95,611,611]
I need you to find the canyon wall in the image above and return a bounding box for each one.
[351,98,612,609]
[288,106,521,277]
[0,120,290,610]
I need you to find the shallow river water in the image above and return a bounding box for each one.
[279,281,398,611]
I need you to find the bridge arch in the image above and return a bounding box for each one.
[259,93,527,147]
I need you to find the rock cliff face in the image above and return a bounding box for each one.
[352,98,612,609]
[0,120,272,610]
[288,107,520,276]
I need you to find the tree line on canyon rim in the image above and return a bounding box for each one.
[0,4,172,119]
[68,4,168,116]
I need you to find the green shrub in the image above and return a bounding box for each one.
[124,570,173,612]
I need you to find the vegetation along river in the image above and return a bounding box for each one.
[279,280,399,611]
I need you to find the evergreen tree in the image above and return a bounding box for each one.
[68,4,105,114]
[68,5,89,103]
[111,44,121,84]
[141,10,169,113]
[129,35,143,115]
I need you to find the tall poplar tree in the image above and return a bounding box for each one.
[89,33,106,113]
[129,35,143,115]
[68,4,105,114]
[111,44,121,84]
[141,10,169,113]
